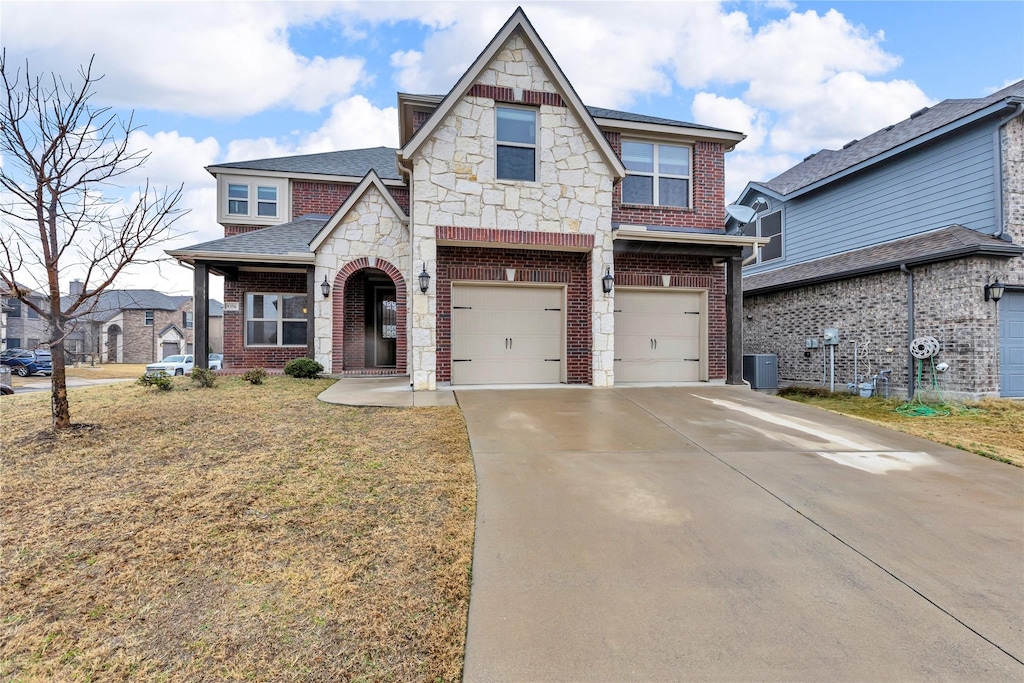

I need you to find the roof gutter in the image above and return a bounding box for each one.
[165,249,315,267]
[994,99,1024,239]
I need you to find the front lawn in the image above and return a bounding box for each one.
[0,376,476,681]
[777,387,1024,467]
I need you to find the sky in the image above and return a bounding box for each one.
[2,0,1022,299]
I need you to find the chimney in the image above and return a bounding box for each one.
[70,280,84,296]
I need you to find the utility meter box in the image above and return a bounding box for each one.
[823,328,840,346]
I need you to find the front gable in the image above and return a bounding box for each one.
[309,171,408,253]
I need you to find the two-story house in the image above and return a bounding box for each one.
[2,285,49,351]
[732,81,1024,398]
[169,8,765,390]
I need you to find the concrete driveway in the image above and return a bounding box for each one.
[457,385,1024,682]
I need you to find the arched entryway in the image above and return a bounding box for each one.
[105,324,122,363]
[331,258,407,374]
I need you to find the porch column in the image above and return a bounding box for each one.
[194,261,209,369]
[306,265,316,360]
[726,255,744,385]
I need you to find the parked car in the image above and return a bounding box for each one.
[144,354,195,376]
[1,349,52,377]
[208,354,224,370]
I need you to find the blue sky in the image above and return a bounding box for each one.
[3,1,1022,296]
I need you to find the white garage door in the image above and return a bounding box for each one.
[1001,290,1024,397]
[614,289,705,383]
[451,284,563,385]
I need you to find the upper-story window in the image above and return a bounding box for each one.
[228,183,278,218]
[27,306,40,319]
[621,142,691,208]
[144,310,155,326]
[218,175,289,225]
[7,298,22,317]
[742,210,784,264]
[496,106,537,181]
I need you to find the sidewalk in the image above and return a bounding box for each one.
[317,376,457,407]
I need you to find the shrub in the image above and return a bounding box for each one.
[242,367,268,385]
[284,357,323,379]
[137,373,173,391]
[190,367,217,388]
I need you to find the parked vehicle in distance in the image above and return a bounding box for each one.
[208,354,224,370]
[144,354,195,376]
[1,349,52,377]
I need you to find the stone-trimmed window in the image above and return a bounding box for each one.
[621,141,691,208]
[144,310,155,326]
[218,174,289,225]
[245,293,308,347]
[742,210,784,264]
[496,106,537,181]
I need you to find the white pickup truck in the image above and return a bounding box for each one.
[145,354,195,376]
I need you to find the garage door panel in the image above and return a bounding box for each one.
[615,289,705,383]
[1002,292,1024,397]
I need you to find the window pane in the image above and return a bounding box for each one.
[497,146,535,181]
[622,142,654,173]
[281,294,308,319]
[247,321,278,345]
[257,186,277,201]
[282,321,307,346]
[659,177,689,208]
[247,294,278,320]
[658,145,690,176]
[27,307,39,319]
[622,175,653,204]
[760,211,783,261]
[228,199,248,215]
[257,202,277,217]
[496,107,536,144]
[228,184,248,199]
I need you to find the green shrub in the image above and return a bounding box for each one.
[284,357,323,379]
[137,373,173,391]
[190,367,217,388]
[242,367,268,385]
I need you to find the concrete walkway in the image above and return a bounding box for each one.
[317,376,456,407]
[458,385,1024,681]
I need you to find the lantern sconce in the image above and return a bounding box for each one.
[419,263,431,293]
[984,276,1005,303]
[602,267,614,295]
[321,274,331,299]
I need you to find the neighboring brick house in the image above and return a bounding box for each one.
[170,8,765,389]
[2,286,49,350]
[732,81,1024,398]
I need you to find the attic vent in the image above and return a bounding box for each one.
[910,106,930,119]
[842,139,858,149]
[803,152,817,161]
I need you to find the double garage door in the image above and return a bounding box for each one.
[450,284,707,385]
[451,284,564,385]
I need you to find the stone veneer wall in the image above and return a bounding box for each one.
[313,185,411,372]
[743,256,1008,398]
[614,253,727,380]
[410,33,616,390]
[1002,114,1024,271]
[435,245,591,383]
[223,271,307,369]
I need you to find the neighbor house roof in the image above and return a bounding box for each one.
[207,147,402,181]
[743,225,1024,295]
[741,80,1024,201]
[62,290,192,323]
[167,215,329,266]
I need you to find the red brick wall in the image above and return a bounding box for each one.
[613,252,727,379]
[331,258,408,374]
[224,224,266,237]
[292,181,410,219]
[436,246,592,384]
[223,271,308,369]
[343,271,367,370]
[606,132,726,231]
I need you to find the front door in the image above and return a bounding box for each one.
[371,286,397,368]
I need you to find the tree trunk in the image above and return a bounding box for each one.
[50,329,71,429]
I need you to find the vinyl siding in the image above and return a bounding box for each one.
[747,121,998,273]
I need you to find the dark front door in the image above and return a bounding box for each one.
[365,285,397,368]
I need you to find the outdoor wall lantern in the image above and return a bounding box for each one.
[602,267,614,294]
[321,274,331,299]
[984,278,1005,303]
[419,263,431,293]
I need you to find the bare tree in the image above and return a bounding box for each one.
[0,53,186,429]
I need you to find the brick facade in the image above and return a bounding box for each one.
[436,245,591,383]
[329,257,408,374]
[223,270,308,369]
[292,181,410,219]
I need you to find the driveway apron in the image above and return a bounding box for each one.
[457,386,1024,682]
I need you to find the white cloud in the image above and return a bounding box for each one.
[692,93,768,150]
[299,97,399,153]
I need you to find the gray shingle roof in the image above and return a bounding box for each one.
[586,106,741,134]
[62,290,192,323]
[760,81,1024,196]
[212,147,402,180]
[179,214,329,256]
[744,226,1023,295]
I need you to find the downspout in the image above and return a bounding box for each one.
[993,102,1024,239]
[900,263,914,399]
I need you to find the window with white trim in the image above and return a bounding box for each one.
[218,175,288,225]
[496,106,537,181]
[621,141,691,208]
[742,210,783,264]
[144,310,154,326]
[245,293,308,346]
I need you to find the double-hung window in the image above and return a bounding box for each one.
[144,310,154,326]
[621,142,691,208]
[742,210,784,264]
[228,183,278,218]
[246,294,307,346]
[496,106,537,181]
[220,176,287,224]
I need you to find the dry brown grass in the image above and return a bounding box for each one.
[0,376,476,681]
[64,363,150,380]
[778,388,1024,467]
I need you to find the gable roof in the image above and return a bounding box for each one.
[61,290,191,323]
[397,7,626,179]
[207,147,402,182]
[743,225,1024,295]
[166,215,328,266]
[741,80,1024,201]
[309,171,408,252]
